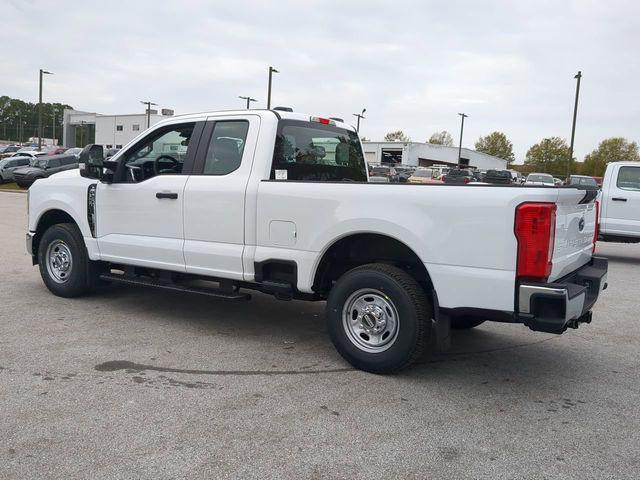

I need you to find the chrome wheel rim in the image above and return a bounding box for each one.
[46,240,73,283]
[342,289,400,353]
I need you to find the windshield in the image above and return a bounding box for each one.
[528,174,553,183]
[271,120,367,182]
[413,169,433,177]
[31,159,48,168]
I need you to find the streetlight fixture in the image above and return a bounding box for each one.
[238,95,257,109]
[140,100,158,129]
[38,69,53,150]
[457,112,469,166]
[567,71,582,178]
[267,66,279,109]
[353,108,366,133]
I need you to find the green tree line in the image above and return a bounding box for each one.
[0,95,73,145]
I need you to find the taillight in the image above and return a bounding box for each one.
[463,177,470,184]
[593,200,600,253]
[515,203,557,280]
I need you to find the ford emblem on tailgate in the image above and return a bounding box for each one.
[578,217,585,232]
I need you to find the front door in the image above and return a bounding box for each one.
[96,121,202,271]
[603,164,640,237]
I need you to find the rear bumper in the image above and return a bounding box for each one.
[518,256,608,333]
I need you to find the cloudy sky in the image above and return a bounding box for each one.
[2,0,638,161]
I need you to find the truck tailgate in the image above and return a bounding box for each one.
[549,189,598,281]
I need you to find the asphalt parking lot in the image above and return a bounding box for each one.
[1,191,639,479]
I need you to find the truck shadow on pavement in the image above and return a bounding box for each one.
[87,283,598,385]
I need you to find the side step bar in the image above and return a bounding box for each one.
[99,272,251,301]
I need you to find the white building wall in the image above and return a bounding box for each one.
[94,114,164,148]
[63,109,172,148]
[362,141,507,170]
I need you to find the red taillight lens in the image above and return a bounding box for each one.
[593,200,600,253]
[463,177,470,184]
[515,203,557,280]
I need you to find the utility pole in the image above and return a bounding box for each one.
[267,66,279,109]
[38,69,53,150]
[140,100,158,129]
[238,95,257,109]
[353,108,366,133]
[457,113,468,166]
[79,120,86,147]
[567,71,582,178]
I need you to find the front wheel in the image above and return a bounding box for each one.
[326,264,432,374]
[38,223,99,298]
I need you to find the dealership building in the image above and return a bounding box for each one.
[62,108,175,149]
[362,141,508,170]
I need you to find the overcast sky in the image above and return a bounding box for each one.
[2,0,639,161]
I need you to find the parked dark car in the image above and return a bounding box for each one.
[13,154,79,188]
[443,169,474,184]
[369,165,398,182]
[0,156,31,183]
[567,175,598,187]
[394,166,415,183]
[484,169,513,185]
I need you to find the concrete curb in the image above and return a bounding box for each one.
[0,189,27,194]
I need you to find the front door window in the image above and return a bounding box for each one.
[122,123,195,182]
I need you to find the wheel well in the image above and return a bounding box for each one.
[312,233,433,296]
[32,209,77,259]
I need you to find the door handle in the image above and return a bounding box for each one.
[612,197,627,202]
[156,192,178,199]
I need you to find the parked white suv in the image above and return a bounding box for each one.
[26,109,608,373]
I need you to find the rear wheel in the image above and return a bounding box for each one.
[326,263,432,373]
[38,223,99,297]
[450,316,485,330]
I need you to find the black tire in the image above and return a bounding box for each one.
[450,316,485,330]
[326,263,432,374]
[38,222,98,298]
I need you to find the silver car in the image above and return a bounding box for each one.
[0,156,31,183]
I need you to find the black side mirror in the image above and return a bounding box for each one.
[79,144,104,180]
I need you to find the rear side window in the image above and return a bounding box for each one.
[202,121,249,175]
[617,166,640,191]
[271,120,367,182]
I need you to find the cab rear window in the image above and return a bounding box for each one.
[270,120,367,182]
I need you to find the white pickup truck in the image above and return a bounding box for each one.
[26,109,608,373]
[598,161,640,243]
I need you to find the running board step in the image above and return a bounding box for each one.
[99,273,251,300]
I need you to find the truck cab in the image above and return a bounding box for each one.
[599,161,640,242]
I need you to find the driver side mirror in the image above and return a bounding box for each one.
[79,144,104,180]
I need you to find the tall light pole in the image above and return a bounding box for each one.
[52,109,57,145]
[38,69,53,150]
[267,66,279,109]
[457,113,468,166]
[353,108,366,133]
[567,71,582,178]
[140,100,158,129]
[238,95,257,109]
